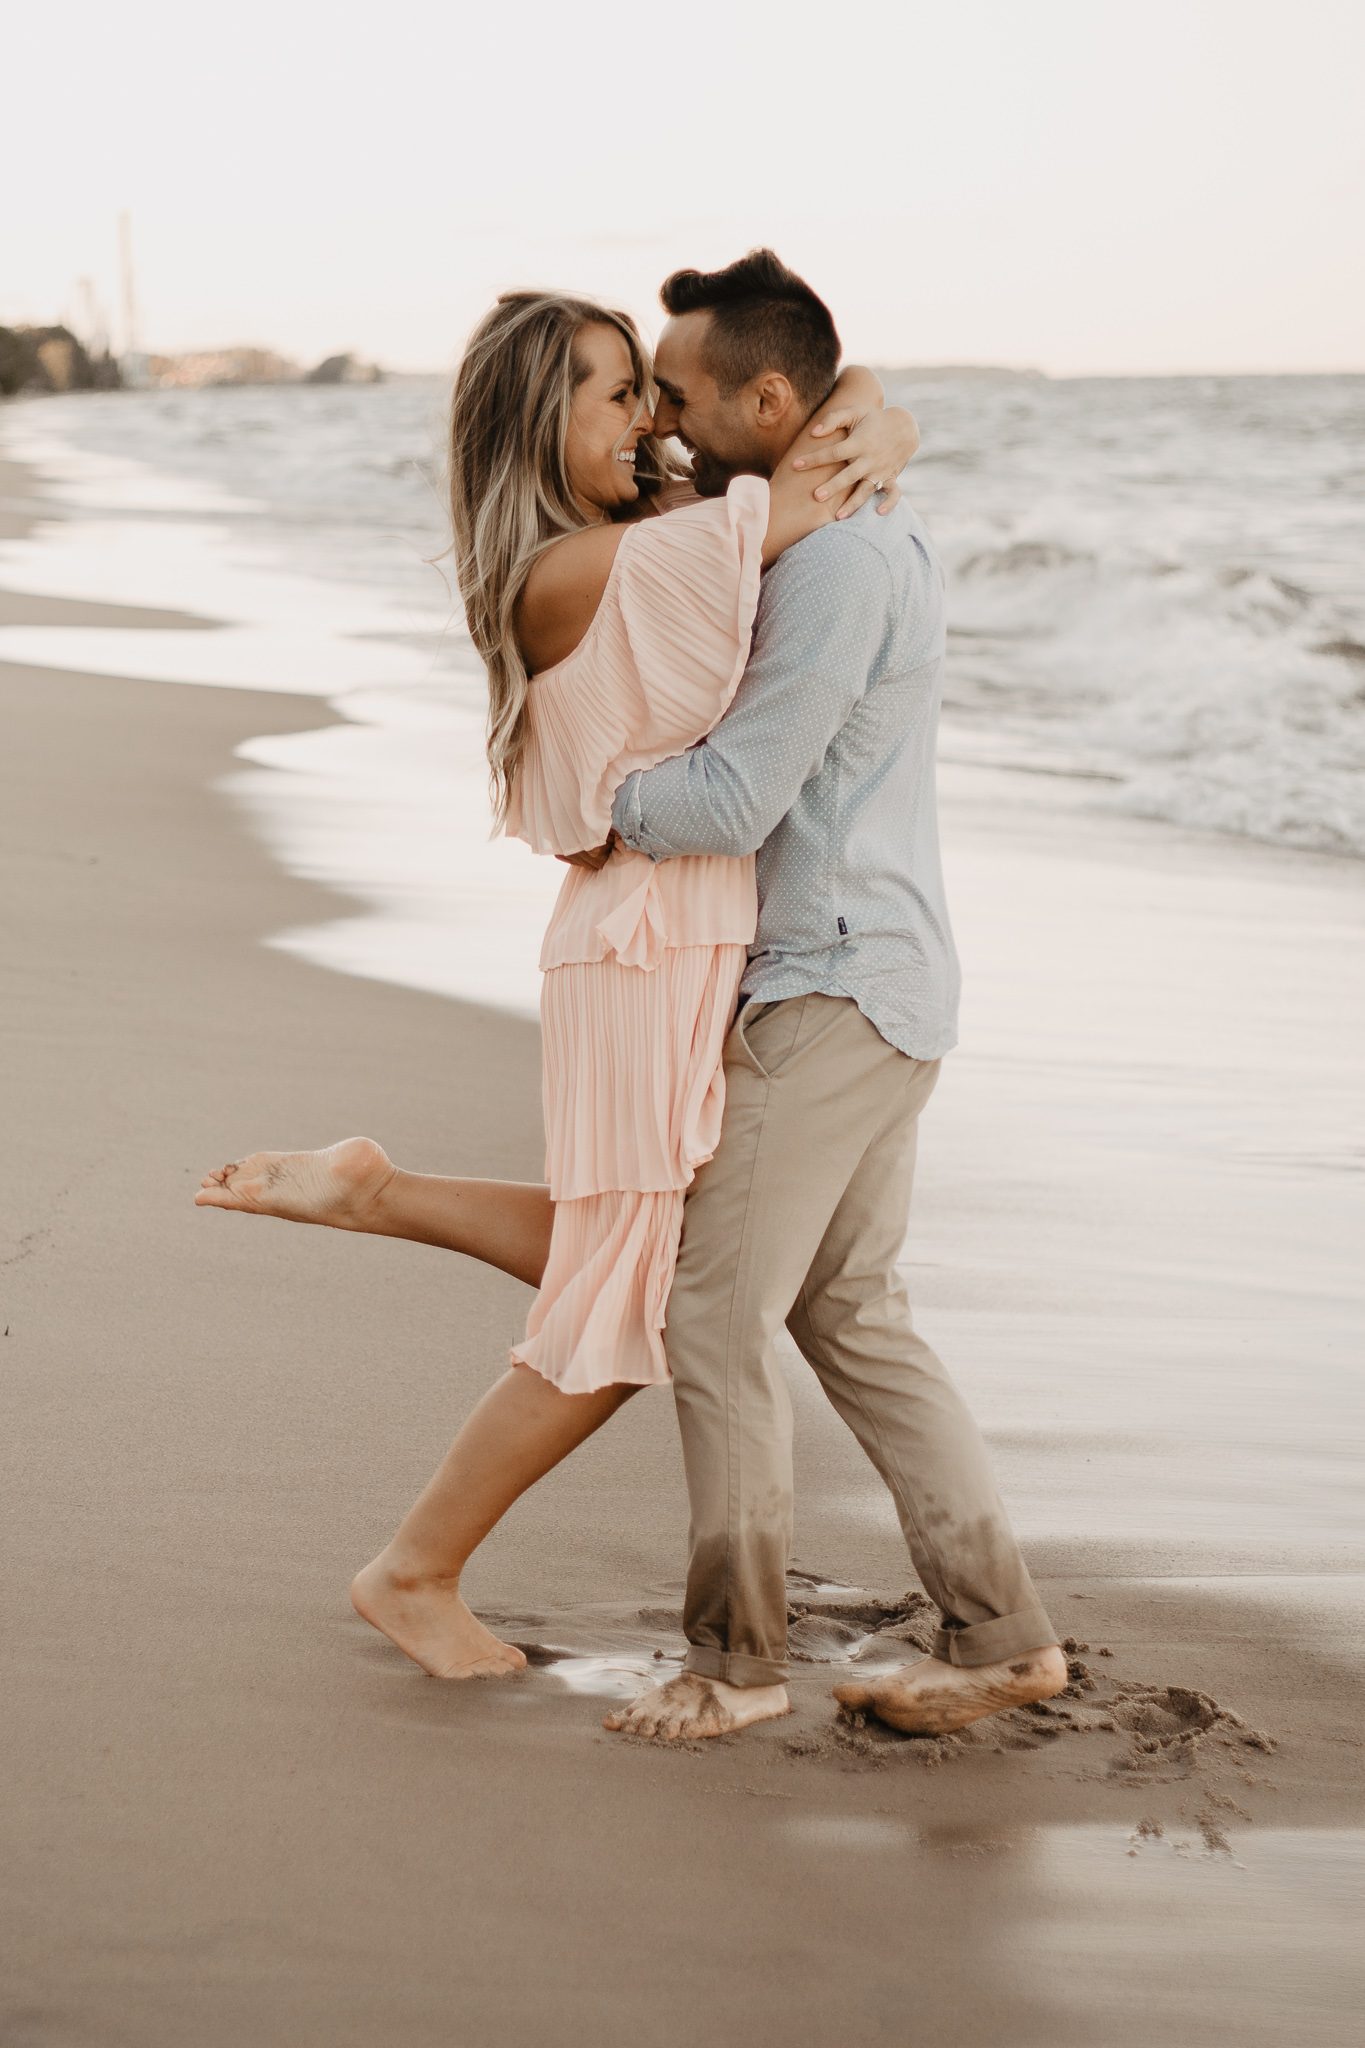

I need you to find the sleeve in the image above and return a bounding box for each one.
[612,529,892,861]
[506,475,768,854]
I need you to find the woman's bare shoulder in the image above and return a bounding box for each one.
[517,524,631,676]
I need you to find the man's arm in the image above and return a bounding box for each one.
[611,532,891,861]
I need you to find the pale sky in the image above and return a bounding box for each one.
[4,0,1362,375]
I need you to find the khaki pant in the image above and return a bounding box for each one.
[666,992,1057,1688]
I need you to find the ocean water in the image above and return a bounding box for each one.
[0,381,561,1012]
[881,370,1365,856]
[1,372,1362,1012]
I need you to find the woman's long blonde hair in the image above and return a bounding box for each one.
[449,291,683,828]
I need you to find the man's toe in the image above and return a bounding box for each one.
[831,1679,874,1707]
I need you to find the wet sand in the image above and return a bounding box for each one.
[2,450,1362,2046]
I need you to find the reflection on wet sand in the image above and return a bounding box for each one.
[445,1565,1362,2044]
[1008,1827,1363,2048]
[459,1575,1362,2044]
[771,1818,1363,2045]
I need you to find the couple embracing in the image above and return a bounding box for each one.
[199,250,1065,1745]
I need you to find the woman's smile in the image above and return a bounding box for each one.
[560,323,657,515]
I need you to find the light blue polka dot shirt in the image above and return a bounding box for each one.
[611,496,960,1063]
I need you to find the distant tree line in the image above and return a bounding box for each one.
[0,326,121,397]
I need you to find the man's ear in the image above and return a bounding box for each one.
[752,371,798,430]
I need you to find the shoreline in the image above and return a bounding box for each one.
[2,449,1362,2043]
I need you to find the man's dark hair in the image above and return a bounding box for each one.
[659,248,840,409]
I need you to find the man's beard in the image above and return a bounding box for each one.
[685,446,738,498]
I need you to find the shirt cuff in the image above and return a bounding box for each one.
[611,771,649,853]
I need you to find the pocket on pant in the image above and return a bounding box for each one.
[725,999,774,1079]
[727,997,803,1081]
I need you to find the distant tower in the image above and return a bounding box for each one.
[118,212,148,387]
[77,277,104,357]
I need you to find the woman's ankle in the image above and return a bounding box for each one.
[366,1545,461,1595]
[331,1145,399,1230]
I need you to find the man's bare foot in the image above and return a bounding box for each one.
[833,1644,1067,1736]
[602,1671,790,1741]
[194,1136,396,1228]
[350,1553,528,1680]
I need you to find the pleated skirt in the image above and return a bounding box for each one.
[510,942,746,1394]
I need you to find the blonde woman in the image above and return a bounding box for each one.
[198,274,918,1680]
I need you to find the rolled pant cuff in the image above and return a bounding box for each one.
[684,1646,789,1689]
[933,1605,1059,1669]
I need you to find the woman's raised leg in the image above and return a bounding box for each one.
[195,1137,553,1287]
[351,1365,640,1677]
[197,1143,623,1676]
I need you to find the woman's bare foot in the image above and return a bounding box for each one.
[832,1644,1067,1736]
[603,1672,790,1741]
[350,1553,528,1680]
[194,1136,396,1228]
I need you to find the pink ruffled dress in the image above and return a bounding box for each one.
[503,475,769,1393]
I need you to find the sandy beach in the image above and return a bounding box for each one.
[2,444,1362,2046]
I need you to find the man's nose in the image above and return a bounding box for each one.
[653,394,681,434]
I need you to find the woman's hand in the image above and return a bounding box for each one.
[764,371,919,565]
[792,404,920,519]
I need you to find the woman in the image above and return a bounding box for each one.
[197,291,918,1680]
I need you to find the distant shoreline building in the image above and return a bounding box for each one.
[148,348,300,389]
[148,349,382,390]
[1,329,384,399]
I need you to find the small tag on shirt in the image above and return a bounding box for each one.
[837,917,848,937]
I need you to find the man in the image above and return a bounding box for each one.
[601,250,1065,1744]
